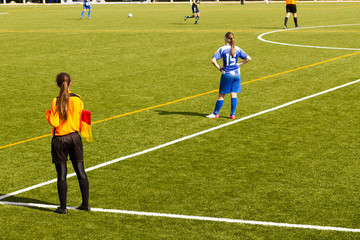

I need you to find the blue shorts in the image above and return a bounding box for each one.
[219,72,241,94]
[192,5,199,13]
[83,4,91,9]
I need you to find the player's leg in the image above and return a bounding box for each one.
[68,132,90,210]
[207,93,225,118]
[51,136,69,214]
[185,6,196,21]
[230,92,237,119]
[87,7,92,19]
[195,12,200,24]
[80,9,86,19]
[207,75,230,118]
[293,12,298,28]
[284,7,291,29]
[229,75,241,119]
[54,163,68,213]
[72,161,90,210]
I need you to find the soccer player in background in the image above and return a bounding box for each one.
[80,0,92,20]
[184,0,200,25]
[45,73,90,214]
[206,32,251,120]
[284,0,298,29]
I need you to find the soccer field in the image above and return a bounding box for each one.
[0,2,359,239]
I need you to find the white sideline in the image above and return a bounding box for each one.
[257,23,360,51]
[1,201,360,233]
[0,79,359,202]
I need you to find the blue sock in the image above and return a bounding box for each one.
[213,100,224,115]
[88,10,91,18]
[80,11,85,18]
[231,98,237,116]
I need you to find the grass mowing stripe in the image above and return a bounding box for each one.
[1,51,359,151]
[1,79,358,201]
[1,201,359,233]
[0,29,262,33]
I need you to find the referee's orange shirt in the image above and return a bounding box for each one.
[286,0,296,4]
[45,92,84,136]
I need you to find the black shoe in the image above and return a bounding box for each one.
[76,205,91,211]
[53,207,68,214]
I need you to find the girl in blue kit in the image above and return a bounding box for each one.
[80,0,92,20]
[206,32,251,119]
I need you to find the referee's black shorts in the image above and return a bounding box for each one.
[286,4,297,14]
[51,132,83,164]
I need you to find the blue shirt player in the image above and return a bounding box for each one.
[80,0,92,20]
[206,32,251,119]
[184,0,200,25]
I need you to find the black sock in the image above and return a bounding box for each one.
[284,17,289,27]
[294,17,298,27]
[55,164,67,210]
[73,161,89,206]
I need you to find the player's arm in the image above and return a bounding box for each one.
[193,0,199,6]
[45,99,60,128]
[237,55,251,66]
[212,57,222,72]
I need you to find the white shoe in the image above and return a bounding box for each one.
[206,113,219,118]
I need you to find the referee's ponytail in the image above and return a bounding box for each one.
[56,72,71,122]
[225,32,235,58]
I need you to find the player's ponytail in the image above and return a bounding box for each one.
[225,32,236,58]
[56,72,71,122]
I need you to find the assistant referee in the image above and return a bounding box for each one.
[284,0,299,29]
[45,72,90,214]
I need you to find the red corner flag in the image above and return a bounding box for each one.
[81,110,93,142]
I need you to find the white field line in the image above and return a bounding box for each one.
[1,201,360,233]
[257,23,360,51]
[1,79,359,202]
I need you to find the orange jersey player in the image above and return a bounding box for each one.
[284,0,299,29]
[45,73,90,214]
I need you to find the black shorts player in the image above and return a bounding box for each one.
[184,0,200,24]
[284,0,298,29]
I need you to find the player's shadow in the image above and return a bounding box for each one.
[0,194,56,213]
[155,110,207,117]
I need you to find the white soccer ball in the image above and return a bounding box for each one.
[128,13,133,18]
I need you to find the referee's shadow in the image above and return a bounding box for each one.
[0,194,56,213]
[155,110,207,117]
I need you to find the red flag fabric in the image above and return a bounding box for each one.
[82,110,92,125]
[80,110,93,142]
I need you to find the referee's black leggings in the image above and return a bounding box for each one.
[55,161,89,209]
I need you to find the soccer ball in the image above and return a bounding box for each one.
[128,13,133,18]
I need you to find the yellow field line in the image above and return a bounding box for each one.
[1,51,359,150]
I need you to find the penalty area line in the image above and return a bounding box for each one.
[0,79,359,202]
[1,201,359,233]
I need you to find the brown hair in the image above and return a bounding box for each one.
[56,72,71,122]
[225,32,235,58]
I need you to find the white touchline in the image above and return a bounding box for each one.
[258,23,360,51]
[1,201,360,233]
[0,79,359,202]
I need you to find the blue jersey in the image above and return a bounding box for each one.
[213,45,248,73]
[83,0,91,8]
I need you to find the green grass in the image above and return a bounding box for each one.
[1,2,360,239]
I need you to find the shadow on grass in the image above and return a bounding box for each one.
[155,110,207,117]
[0,194,56,213]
